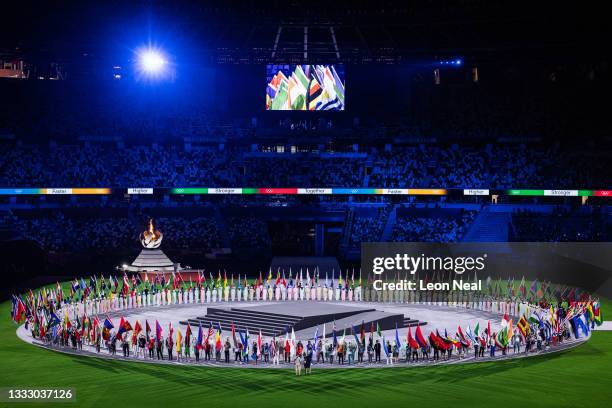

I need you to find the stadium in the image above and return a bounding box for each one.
[1,1,611,407]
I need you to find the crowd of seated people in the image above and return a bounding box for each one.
[349,207,391,244]
[225,217,271,255]
[6,213,222,254]
[1,141,609,189]
[390,211,476,242]
[4,203,609,257]
[510,208,611,241]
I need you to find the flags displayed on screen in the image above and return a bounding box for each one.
[266,65,345,111]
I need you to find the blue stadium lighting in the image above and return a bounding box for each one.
[134,46,171,80]
[439,58,463,66]
[139,49,166,73]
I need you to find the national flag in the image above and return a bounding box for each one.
[196,321,203,350]
[360,321,366,346]
[415,325,428,348]
[231,322,237,347]
[102,316,114,341]
[394,324,401,349]
[457,325,471,347]
[501,313,510,329]
[332,321,338,347]
[381,332,389,356]
[529,311,543,327]
[12,297,26,323]
[132,320,142,343]
[530,279,538,296]
[322,323,326,358]
[429,331,450,351]
[48,312,61,328]
[103,316,114,330]
[494,327,508,348]
[572,314,590,338]
[206,322,214,341]
[155,320,162,341]
[507,319,513,339]
[257,330,262,357]
[518,276,526,298]
[71,279,80,293]
[517,315,530,337]
[215,322,222,351]
[117,317,132,339]
[244,329,250,360]
[176,329,182,353]
[466,325,475,343]
[407,326,419,349]
[593,303,603,326]
[285,326,290,355]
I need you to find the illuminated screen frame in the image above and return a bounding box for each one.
[266,64,345,111]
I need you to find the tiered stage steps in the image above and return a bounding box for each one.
[403,316,428,327]
[180,303,427,338]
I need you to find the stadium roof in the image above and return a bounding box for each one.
[2,0,610,65]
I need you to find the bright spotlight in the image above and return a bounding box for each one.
[134,47,173,80]
[139,50,166,73]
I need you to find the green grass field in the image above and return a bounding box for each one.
[1,293,610,408]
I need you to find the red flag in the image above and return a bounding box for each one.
[132,320,142,343]
[257,330,262,356]
[92,317,99,342]
[457,326,471,347]
[12,298,26,323]
[407,326,419,349]
[206,323,214,342]
[117,317,132,339]
[429,331,450,351]
[415,325,428,348]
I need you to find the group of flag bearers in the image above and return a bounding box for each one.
[11,272,604,368]
[45,269,365,315]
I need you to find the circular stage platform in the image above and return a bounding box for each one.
[17,301,589,368]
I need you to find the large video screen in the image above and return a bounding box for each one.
[266,64,345,111]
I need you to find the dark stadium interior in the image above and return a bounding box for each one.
[1,0,611,299]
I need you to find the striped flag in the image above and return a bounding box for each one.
[517,315,530,337]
